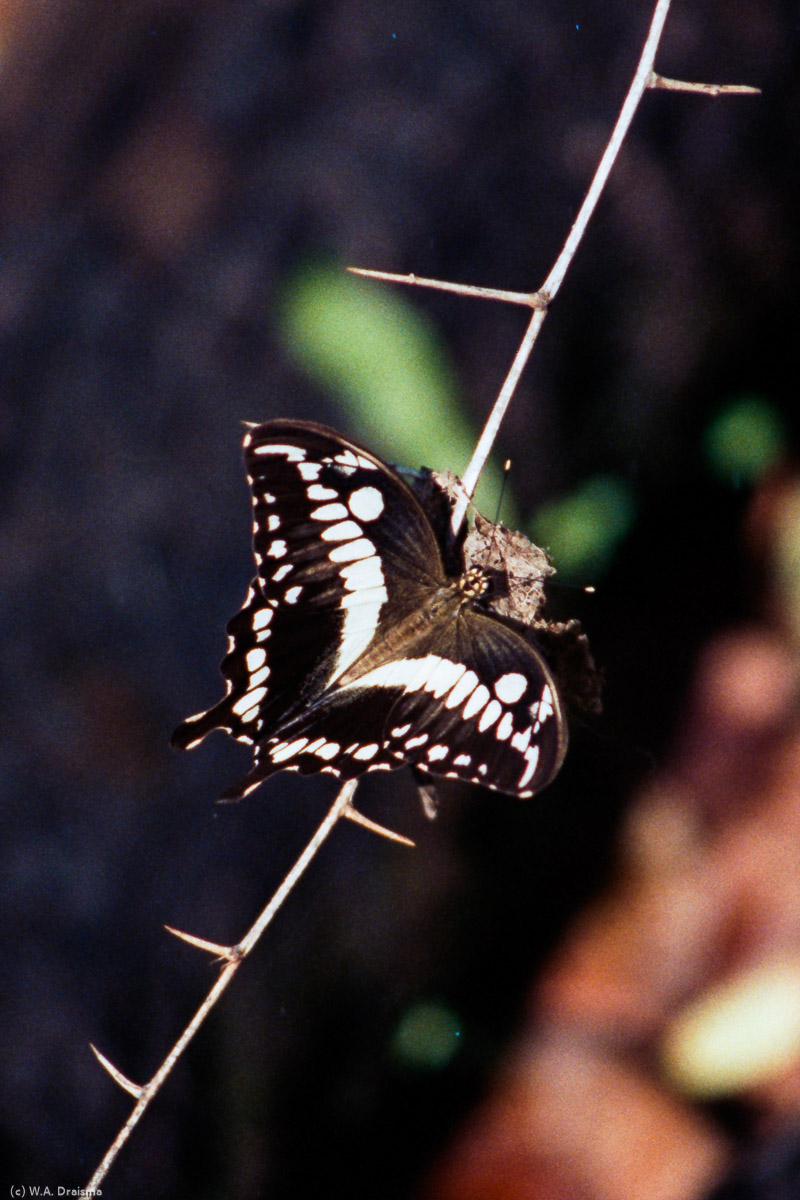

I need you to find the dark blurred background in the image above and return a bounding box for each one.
[2,1,798,1197]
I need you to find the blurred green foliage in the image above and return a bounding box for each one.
[530,473,637,579]
[278,263,504,514]
[281,266,651,579]
[391,999,462,1069]
[704,395,786,486]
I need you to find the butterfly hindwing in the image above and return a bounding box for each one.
[217,599,565,802]
[378,610,566,797]
[220,684,402,798]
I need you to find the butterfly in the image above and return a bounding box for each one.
[173,420,568,800]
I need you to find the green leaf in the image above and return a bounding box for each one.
[278,262,505,515]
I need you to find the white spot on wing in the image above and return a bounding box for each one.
[494,672,527,704]
[348,655,443,694]
[267,514,281,531]
[424,659,467,699]
[353,743,379,760]
[266,540,287,558]
[246,648,266,670]
[310,503,349,521]
[328,538,377,562]
[511,727,532,752]
[339,557,384,592]
[320,520,364,542]
[495,712,514,740]
[391,723,411,738]
[298,461,322,481]
[445,670,479,710]
[315,741,340,760]
[307,484,338,501]
[253,443,305,460]
[348,486,385,521]
[285,586,303,604]
[405,733,429,749]
[454,754,472,767]
[478,699,502,731]
[271,564,293,582]
[334,449,377,472]
[538,685,556,721]
[270,737,309,763]
[519,746,540,790]
[427,744,448,763]
[232,687,267,715]
[325,558,387,684]
[463,684,490,720]
[339,585,388,611]
[252,608,273,630]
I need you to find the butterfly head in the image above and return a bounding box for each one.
[459,565,491,601]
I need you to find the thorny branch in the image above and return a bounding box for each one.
[86,0,758,1188]
[84,781,413,1191]
[351,4,759,536]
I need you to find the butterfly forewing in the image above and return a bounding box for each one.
[173,419,568,800]
[173,420,446,751]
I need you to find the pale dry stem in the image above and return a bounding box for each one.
[85,779,400,1190]
[649,72,760,95]
[351,0,758,536]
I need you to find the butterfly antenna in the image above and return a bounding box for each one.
[494,459,512,526]
[479,459,512,571]
[549,580,597,595]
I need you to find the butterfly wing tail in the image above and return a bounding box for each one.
[171,696,240,751]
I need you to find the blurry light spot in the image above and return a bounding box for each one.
[704,396,786,485]
[391,1001,462,1068]
[530,473,636,578]
[662,957,800,1098]
[772,482,800,650]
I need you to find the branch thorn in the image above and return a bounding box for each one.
[347,265,538,307]
[342,802,416,846]
[164,925,239,961]
[90,1045,144,1099]
[648,71,760,96]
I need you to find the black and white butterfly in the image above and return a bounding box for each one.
[173,420,568,800]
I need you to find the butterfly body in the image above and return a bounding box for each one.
[173,420,567,800]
